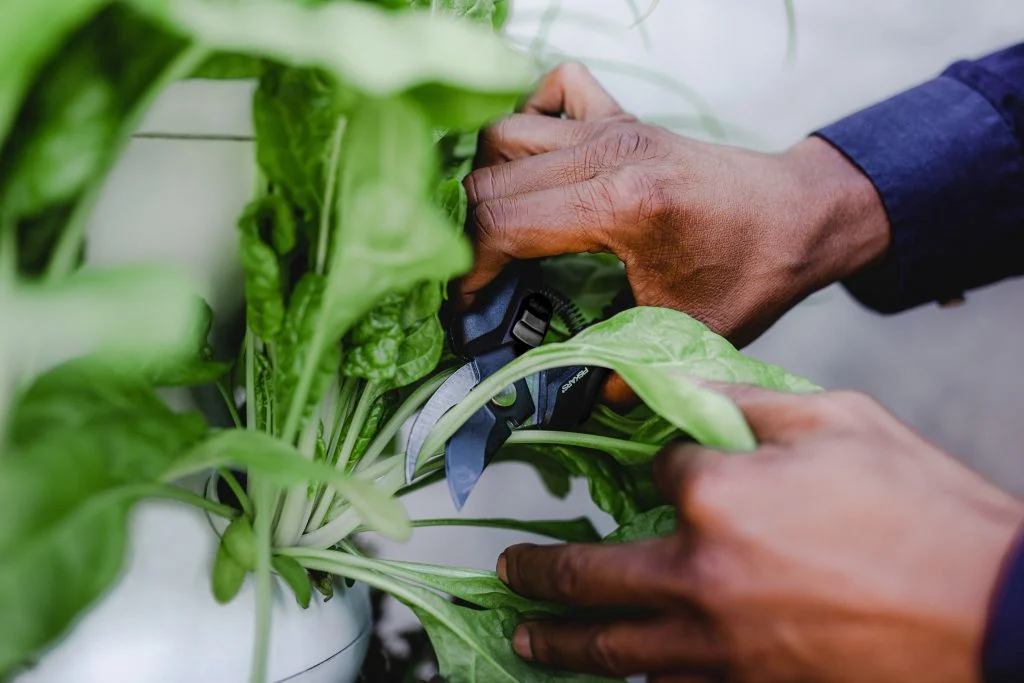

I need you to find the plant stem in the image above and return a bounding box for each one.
[245,329,257,498]
[299,461,406,548]
[216,380,243,429]
[304,381,378,532]
[143,483,240,519]
[357,368,454,474]
[250,480,275,683]
[44,45,210,281]
[506,430,659,465]
[217,468,253,518]
[315,118,346,276]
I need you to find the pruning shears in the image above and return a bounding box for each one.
[402,261,633,510]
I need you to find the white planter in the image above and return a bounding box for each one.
[16,81,373,682]
[14,498,372,683]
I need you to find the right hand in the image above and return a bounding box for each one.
[460,63,891,350]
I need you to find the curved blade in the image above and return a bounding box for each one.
[444,406,497,511]
[404,363,479,484]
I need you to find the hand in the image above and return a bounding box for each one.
[496,384,1024,683]
[461,63,891,349]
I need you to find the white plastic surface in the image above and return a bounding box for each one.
[14,499,371,683]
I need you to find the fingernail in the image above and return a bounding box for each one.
[496,553,508,584]
[513,626,533,661]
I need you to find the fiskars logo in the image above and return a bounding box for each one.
[560,368,590,394]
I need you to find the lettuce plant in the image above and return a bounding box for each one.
[0,1,815,682]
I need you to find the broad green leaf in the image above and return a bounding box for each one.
[170,429,411,542]
[251,66,350,221]
[129,0,535,128]
[0,364,207,677]
[238,197,287,340]
[191,53,265,80]
[603,506,677,544]
[1,4,197,275]
[277,96,471,440]
[409,595,615,683]
[274,273,341,426]
[1,266,211,403]
[498,443,658,524]
[286,551,617,683]
[0,0,110,149]
[422,308,819,457]
[408,516,602,543]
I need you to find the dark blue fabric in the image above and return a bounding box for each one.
[984,529,1024,683]
[815,43,1024,683]
[814,42,1024,313]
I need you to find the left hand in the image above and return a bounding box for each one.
[496,383,1024,683]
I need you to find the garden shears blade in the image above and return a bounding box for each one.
[403,262,631,511]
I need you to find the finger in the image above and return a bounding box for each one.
[475,114,591,166]
[600,372,641,413]
[652,442,726,508]
[465,148,596,204]
[514,615,725,678]
[498,540,687,608]
[692,380,829,445]
[458,181,615,305]
[524,62,631,121]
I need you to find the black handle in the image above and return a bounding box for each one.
[446,261,553,359]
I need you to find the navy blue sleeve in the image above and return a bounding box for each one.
[813,42,1024,313]
[984,529,1024,683]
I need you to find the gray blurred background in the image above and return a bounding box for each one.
[89,0,1024,648]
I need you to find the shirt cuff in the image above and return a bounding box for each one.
[984,525,1024,683]
[814,75,1024,313]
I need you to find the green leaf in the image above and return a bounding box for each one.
[409,516,601,543]
[272,555,313,609]
[170,429,411,542]
[191,53,265,80]
[0,0,110,150]
[278,96,471,441]
[212,539,247,604]
[252,66,350,221]
[369,558,565,615]
[129,0,535,128]
[0,364,207,677]
[238,198,287,340]
[1,4,197,275]
[274,273,341,427]
[1,265,212,389]
[539,253,628,337]
[221,516,257,571]
[422,308,819,458]
[436,176,468,228]
[603,506,677,544]
[286,550,618,683]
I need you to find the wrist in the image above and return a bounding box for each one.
[778,136,891,294]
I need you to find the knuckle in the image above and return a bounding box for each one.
[610,166,666,220]
[586,630,626,675]
[598,125,650,162]
[479,119,512,156]
[555,60,590,82]
[472,200,508,245]
[463,167,492,204]
[680,459,737,528]
[551,549,587,601]
[814,390,880,424]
